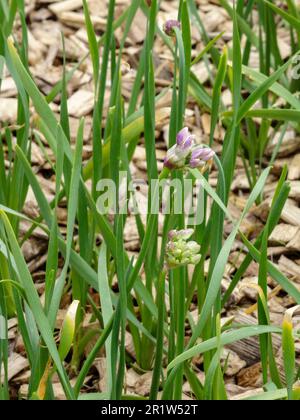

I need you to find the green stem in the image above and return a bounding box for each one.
[0,253,15,318]
[150,270,166,399]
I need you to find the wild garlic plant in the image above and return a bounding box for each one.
[0,0,300,402]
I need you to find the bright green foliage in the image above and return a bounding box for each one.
[0,0,299,401]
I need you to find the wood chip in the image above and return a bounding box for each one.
[288,154,300,180]
[67,89,94,117]
[278,255,300,283]
[58,12,106,30]
[0,98,18,123]
[221,349,247,376]
[280,200,300,226]
[237,363,262,388]
[287,230,300,251]
[49,0,83,15]
[1,353,29,382]
[226,312,282,365]
[266,130,300,158]
[269,224,299,245]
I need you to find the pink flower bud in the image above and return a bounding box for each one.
[165,229,201,268]
[163,128,195,170]
[168,229,194,242]
[163,19,181,37]
[189,146,215,170]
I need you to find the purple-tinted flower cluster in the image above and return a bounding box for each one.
[189,146,215,169]
[163,19,181,37]
[164,127,215,173]
[163,127,194,170]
